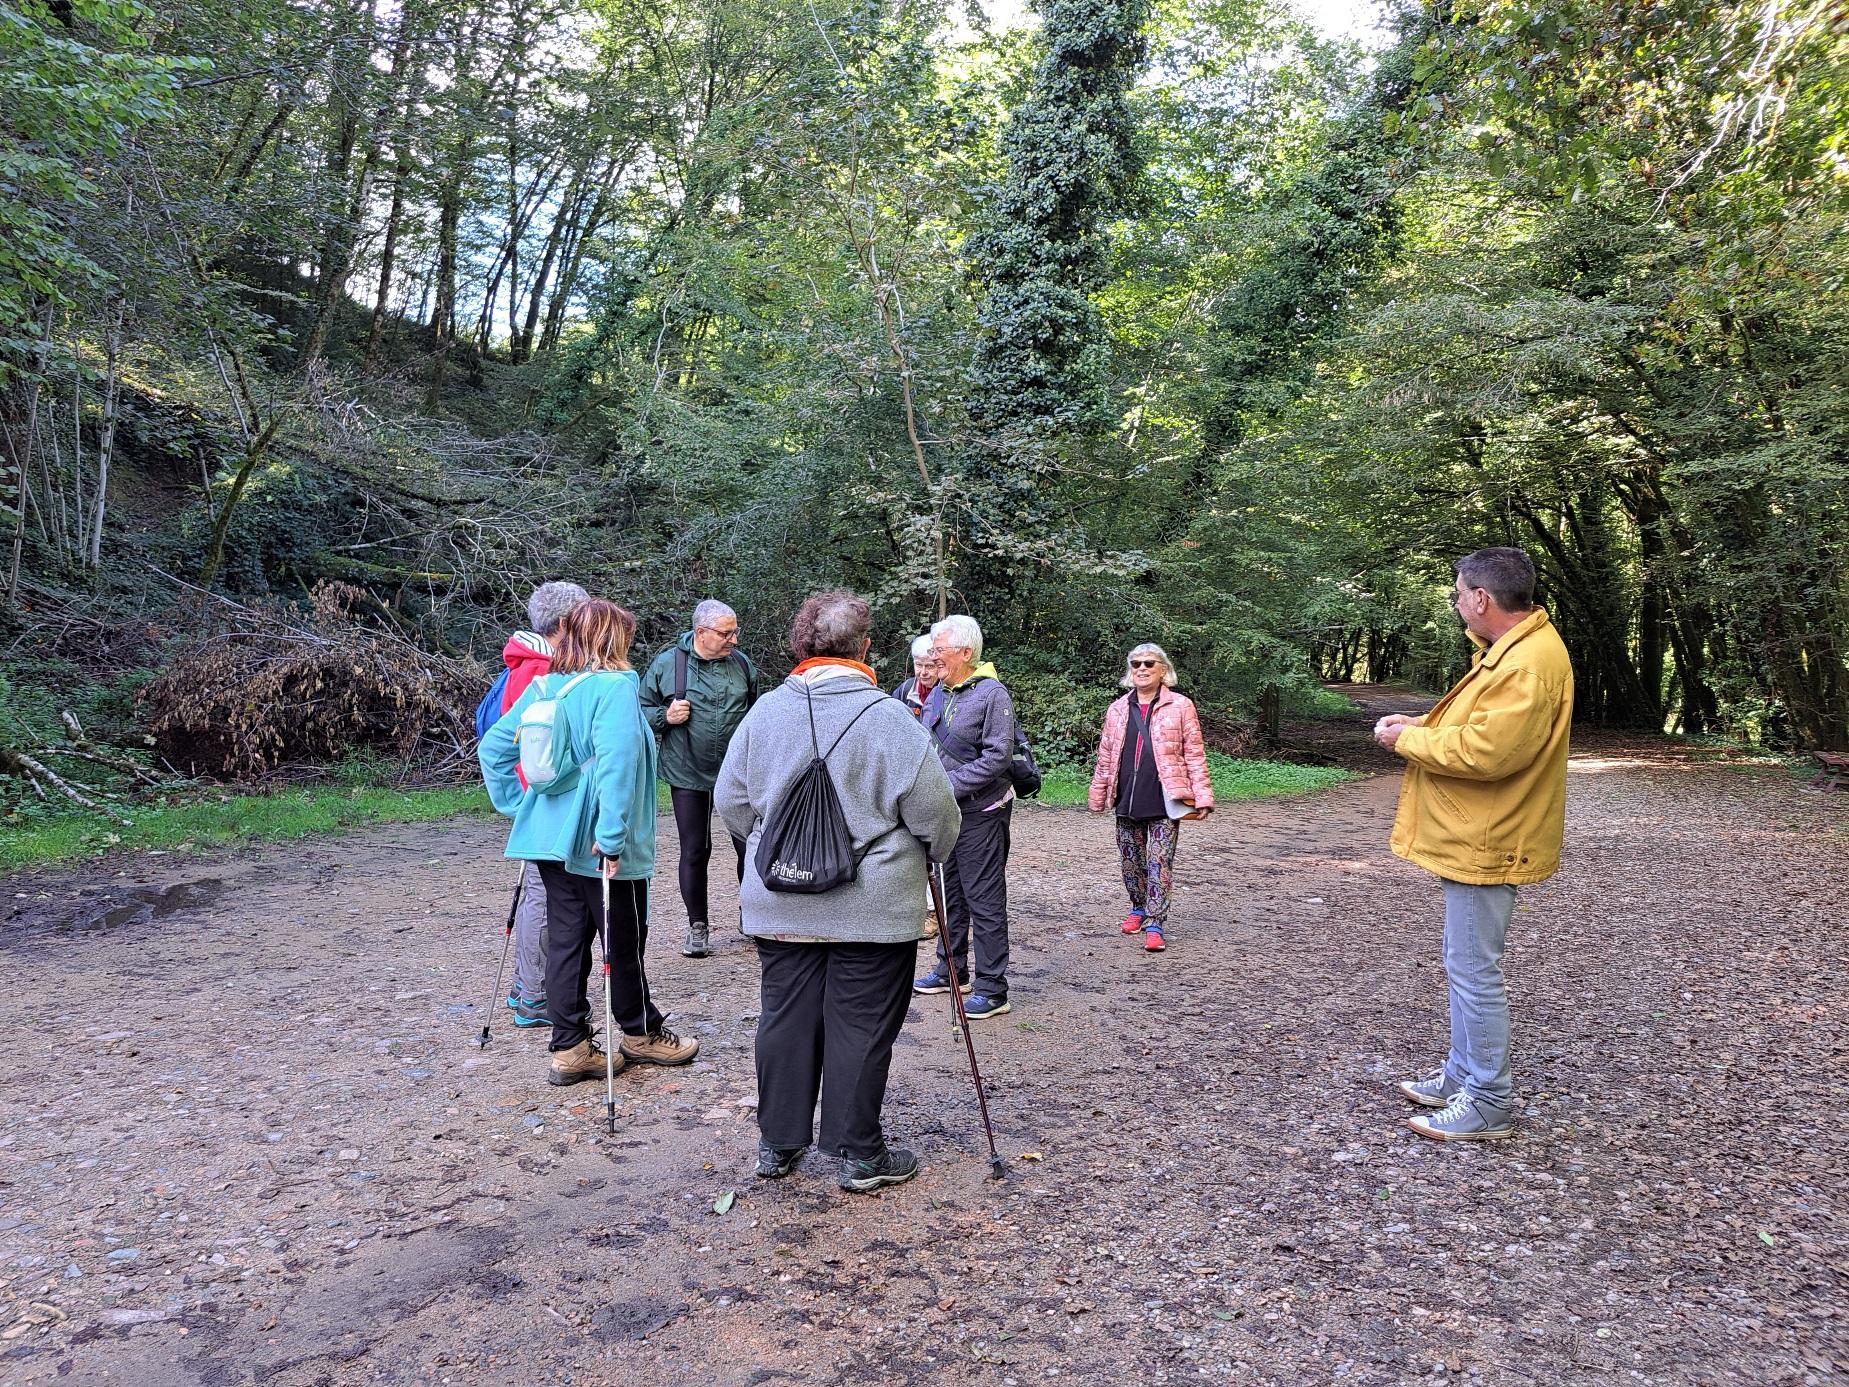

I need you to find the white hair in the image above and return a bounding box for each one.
[910,633,934,660]
[692,599,736,629]
[1120,642,1179,689]
[526,580,587,637]
[931,614,983,665]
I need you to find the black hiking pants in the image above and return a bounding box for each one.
[754,939,915,1160]
[670,786,746,927]
[936,800,1012,999]
[537,863,665,1051]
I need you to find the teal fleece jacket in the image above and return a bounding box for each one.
[478,669,658,880]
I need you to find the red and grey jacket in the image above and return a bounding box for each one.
[501,632,553,790]
[501,632,553,714]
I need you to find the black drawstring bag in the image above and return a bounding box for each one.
[755,686,887,894]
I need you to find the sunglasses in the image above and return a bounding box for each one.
[1129,659,1161,669]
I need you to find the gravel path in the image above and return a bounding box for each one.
[1,700,1843,1386]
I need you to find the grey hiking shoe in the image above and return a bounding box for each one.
[1397,1071,1462,1109]
[756,1142,806,1179]
[839,1146,919,1193]
[683,921,711,958]
[1407,1090,1515,1142]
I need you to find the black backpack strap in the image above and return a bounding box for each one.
[734,650,758,706]
[820,691,889,761]
[925,703,958,765]
[798,686,896,864]
[798,682,890,763]
[673,647,688,702]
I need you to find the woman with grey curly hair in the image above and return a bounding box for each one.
[484,579,589,1026]
[1087,642,1214,952]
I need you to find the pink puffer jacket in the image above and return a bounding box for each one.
[1088,690,1214,814]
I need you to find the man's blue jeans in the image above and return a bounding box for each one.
[1440,878,1517,1112]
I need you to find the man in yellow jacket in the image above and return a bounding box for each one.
[1374,547,1574,1142]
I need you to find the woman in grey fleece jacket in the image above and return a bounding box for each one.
[715,590,961,1192]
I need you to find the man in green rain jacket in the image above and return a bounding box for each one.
[639,599,759,958]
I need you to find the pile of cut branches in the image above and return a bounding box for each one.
[138,582,484,783]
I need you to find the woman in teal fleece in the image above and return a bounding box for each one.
[478,598,699,1087]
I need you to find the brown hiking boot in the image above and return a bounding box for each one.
[548,1039,621,1086]
[619,1025,699,1066]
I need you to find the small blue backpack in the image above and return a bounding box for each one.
[474,669,512,740]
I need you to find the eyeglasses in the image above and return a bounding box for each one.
[700,625,740,641]
[1129,659,1161,669]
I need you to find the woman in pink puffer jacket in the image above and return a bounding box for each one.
[1088,644,1214,952]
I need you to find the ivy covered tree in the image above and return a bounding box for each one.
[964,0,1152,444]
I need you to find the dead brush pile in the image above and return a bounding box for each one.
[138,582,484,783]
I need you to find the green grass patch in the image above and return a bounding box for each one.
[1035,751,1352,808]
[1298,686,1362,717]
[0,783,495,871]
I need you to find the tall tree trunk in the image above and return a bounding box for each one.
[3,305,54,605]
[363,159,413,372]
[301,0,387,367]
[362,3,430,373]
[471,157,564,351]
[198,416,284,591]
[539,174,616,355]
[424,162,468,411]
[88,301,128,569]
[512,168,584,363]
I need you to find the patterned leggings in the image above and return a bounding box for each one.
[1116,816,1180,927]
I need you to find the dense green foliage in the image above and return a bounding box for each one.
[1,0,1845,810]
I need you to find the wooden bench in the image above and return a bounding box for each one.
[1812,751,1849,791]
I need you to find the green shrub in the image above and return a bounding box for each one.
[1008,670,1119,769]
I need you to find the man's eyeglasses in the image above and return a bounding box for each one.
[1129,659,1161,669]
[701,625,740,641]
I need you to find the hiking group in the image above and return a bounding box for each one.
[476,547,1574,1191]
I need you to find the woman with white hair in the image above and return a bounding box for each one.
[891,633,941,717]
[1087,643,1214,952]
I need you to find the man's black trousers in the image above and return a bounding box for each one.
[936,800,1012,999]
[754,939,914,1161]
[536,863,664,1051]
[670,786,746,926]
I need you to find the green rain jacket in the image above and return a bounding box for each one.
[638,631,759,791]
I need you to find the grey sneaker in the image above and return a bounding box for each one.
[839,1146,919,1193]
[1407,1090,1515,1142]
[756,1142,806,1179]
[1397,1071,1462,1109]
[683,921,711,958]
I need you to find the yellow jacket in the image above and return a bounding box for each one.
[1390,608,1574,886]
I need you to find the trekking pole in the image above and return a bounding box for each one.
[928,860,1005,1180]
[476,867,524,1049]
[600,862,618,1136]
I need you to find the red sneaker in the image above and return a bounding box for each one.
[1120,911,1146,935]
[1143,927,1166,952]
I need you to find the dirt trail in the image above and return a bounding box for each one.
[1,698,1844,1386]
